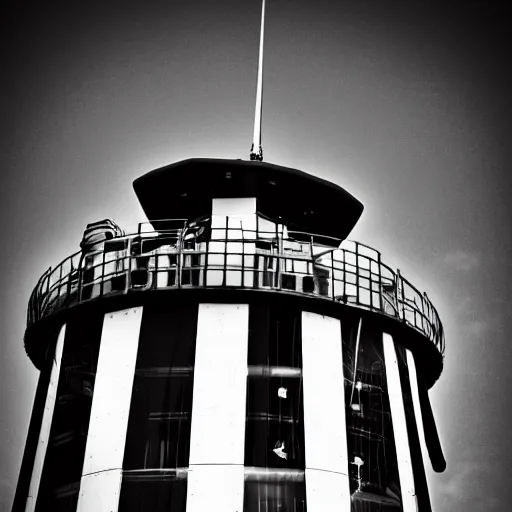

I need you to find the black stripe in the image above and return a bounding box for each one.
[11,331,58,512]
[395,345,433,512]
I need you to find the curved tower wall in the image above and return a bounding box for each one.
[22,299,435,511]
[14,162,445,512]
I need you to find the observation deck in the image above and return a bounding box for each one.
[25,220,445,380]
[24,158,445,385]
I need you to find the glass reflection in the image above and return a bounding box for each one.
[342,317,402,510]
[245,377,304,469]
[120,304,197,512]
[35,314,103,512]
[248,305,302,368]
[244,472,307,512]
[118,472,187,512]
[245,304,306,511]
[50,483,80,512]
[123,373,193,470]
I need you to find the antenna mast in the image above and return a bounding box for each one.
[250,0,266,161]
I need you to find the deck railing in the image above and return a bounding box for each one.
[27,224,445,355]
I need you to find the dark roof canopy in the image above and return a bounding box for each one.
[133,158,363,242]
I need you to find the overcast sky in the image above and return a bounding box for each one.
[1,1,510,510]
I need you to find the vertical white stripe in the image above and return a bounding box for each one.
[305,469,350,512]
[301,312,350,511]
[187,303,248,512]
[187,465,245,512]
[77,307,143,512]
[25,325,66,512]
[189,303,249,465]
[78,469,122,511]
[383,333,417,512]
[407,349,430,473]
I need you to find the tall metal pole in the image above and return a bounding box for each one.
[250,0,265,161]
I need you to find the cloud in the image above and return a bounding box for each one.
[433,455,506,512]
[436,460,481,499]
[0,475,14,512]
[462,318,489,337]
[443,250,480,272]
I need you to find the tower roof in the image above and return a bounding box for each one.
[133,158,364,242]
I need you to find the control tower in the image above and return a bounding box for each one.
[12,1,445,510]
[12,157,446,512]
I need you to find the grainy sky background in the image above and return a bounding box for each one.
[0,1,510,510]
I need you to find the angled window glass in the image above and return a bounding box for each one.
[245,304,306,511]
[341,316,402,510]
[35,312,103,512]
[248,304,302,368]
[123,373,193,470]
[118,472,187,512]
[135,302,198,369]
[245,376,305,469]
[51,482,80,512]
[244,471,307,512]
[120,303,198,512]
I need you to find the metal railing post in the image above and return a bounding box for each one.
[177,223,184,288]
[355,242,360,306]
[396,269,405,321]
[100,244,106,297]
[222,217,228,287]
[241,221,245,288]
[376,250,382,311]
[126,238,132,292]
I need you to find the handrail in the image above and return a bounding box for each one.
[26,224,445,356]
